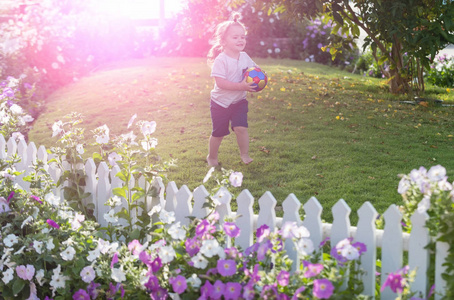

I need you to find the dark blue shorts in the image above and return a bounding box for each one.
[211,99,248,137]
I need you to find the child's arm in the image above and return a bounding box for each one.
[215,76,256,92]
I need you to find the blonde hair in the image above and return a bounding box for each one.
[207,12,246,66]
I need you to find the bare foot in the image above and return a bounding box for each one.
[207,155,219,166]
[241,154,253,165]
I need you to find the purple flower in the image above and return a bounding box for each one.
[224,282,242,300]
[145,275,160,292]
[217,259,237,276]
[150,256,162,273]
[169,275,187,294]
[211,280,225,299]
[87,282,101,299]
[261,284,278,299]
[224,247,240,258]
[381,266,409,294]
[73,289,90,300]
[257,239,273,261]
[256,224,270,242]
[313,279,334,299]
[352,241,367,255]
[277,270,290,286]
[319,237,330,248]
[223,222,240,238]
[291,286,306,300]
[151,287,168,300]
[196,219,215,238]
[111,252,119,268]
[31,195,42,204]
[46,219,60,229]
[201,280,213,297]
[139,250,152,266]
[185,237,200,256]
[242,283,255,300]
[7,191,14,203]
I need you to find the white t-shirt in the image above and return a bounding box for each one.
[210,52,256,108]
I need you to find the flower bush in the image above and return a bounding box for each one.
[425,53,454,88]
[398,165,454,300]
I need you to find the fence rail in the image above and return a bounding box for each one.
[1,135,448,300]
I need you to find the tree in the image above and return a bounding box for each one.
[254,0,454,95]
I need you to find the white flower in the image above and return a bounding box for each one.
[51,62,59,69]
[148,204,162,217]
[21,216,34,229]
[141,138,158,151]
[111,267,126,282]
[428,165,446,182]
[158,245,176,264]
[94,124,110,144]
[187,274,202,288]
[341,244,360,260]
[280,222,297,239]
[52,121,63,137]
[191,253,208,269]
[46,239,55,251]
[108,195,122,207]
[33,241,44,254]
[10,104,23,115]
[108,152,122,166]
[417,195,431,213]
[141,121,156,136]
[60,246,76,261]
[127,113,137,129]
[2,268,14,284]
[275,48,281,53]
[296,238,315,255]
[335,238,351,249]
[168,222,186,240]
[45,193,61,206]
[27,282,39,300]
[56,54,65,64]
[15,246,26,255]
[50,265,69,291]
[4,234,18,247]
[292,225,310,239]
[159,210,176,224]
[35,269,45,286]
[87,248,101,262]
[104,209,119,223]
[23,115,34,123]
[80,266,96,283]
[200,239,222,258]
[398,177,410,194]
[203,167,215,183]
[260,41,265,46]
[76,144,84,154]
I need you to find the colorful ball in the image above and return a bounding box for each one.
[243,67,268,92]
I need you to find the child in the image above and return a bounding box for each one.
[206,12,257,166]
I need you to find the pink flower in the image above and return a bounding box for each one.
[128,240,142,255]
[256,224,270,242]
[7,191,14,203]
[217,259,237,276]
[169,275,187,294]
[111,252,119,268]
[381,266,409,294]
[229,172,243,187]
[291,286,306,300]
[16,264,35,280]
[46,219,60,229]
[303,262,324,278]
[223,222,240,238]
[30,195,43,204]
[313,279,334,299]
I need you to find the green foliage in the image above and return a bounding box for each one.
[426,54,454,88]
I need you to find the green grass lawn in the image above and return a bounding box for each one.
[28,57,454,223]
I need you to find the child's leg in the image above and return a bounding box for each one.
[207,135,223,166]
[233,126,253,164]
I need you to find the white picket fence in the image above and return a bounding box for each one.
[1,135,449,300]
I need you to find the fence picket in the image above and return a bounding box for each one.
[356,202,378,298]
[165,181,178,212]
[435,241,449,300]
[175,185,192,226]
[381,205,403,299]
[96,162,111,227]
[282,194,302,272]
[6,136,17,158]
[409,210,430,298]
[331,199,351,247]
[257,191,277,232]
[0,135,6,159]
[192,185,209,220]
[213,187,232,224]
[150,177,165,225]
[235,189,254,251]
[302,197,323,251]
[84,159,97,208]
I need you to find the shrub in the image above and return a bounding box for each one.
[425,53,454,88]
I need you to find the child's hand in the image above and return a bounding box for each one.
[240,77,257,92]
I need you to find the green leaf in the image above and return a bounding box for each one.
[92,152,103,162]
[332,3,342,12]
[351,25,360,37]
[130,228,141,240]
[378,56,388,65]
[113,187,127,199]
[12,278,26,295]
[332,11,344,26]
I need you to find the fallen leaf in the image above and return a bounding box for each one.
[311,155,317,160]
